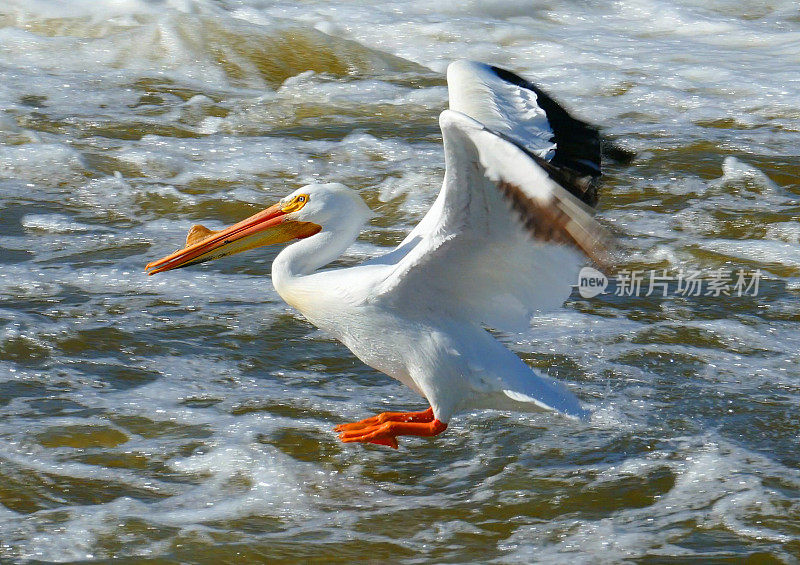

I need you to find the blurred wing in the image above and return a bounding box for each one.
[446,59,602,206]
[372,61,610,332]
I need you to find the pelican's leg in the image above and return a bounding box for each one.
[336,410,447,449]
[334,407,434,432]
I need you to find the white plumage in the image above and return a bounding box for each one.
[147,60,615,447]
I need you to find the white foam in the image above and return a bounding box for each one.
[0,143,87,185]
[712,156,780,192]
[701,239,800,272]
[21,214,91,233]
[766,222,800,245]
[501,435,800,562]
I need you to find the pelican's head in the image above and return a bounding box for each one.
[278,183,374,227]
[145,183,372,275]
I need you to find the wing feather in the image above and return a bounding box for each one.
[370,61,613,332]
[360,61,614,417]
[372,109,610,332]
[447,60,602,206]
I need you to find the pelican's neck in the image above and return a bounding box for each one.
[271,225,361,308]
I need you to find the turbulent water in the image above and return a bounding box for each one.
[1,0,799,562]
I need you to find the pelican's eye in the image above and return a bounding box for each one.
[281,193,310,213]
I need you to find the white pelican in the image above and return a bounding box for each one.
[146,60,616,449]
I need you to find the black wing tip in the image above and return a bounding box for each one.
[488,64,602,178]
[601,138,636,164]
[487,124,600,208]
[487,64,598,133]
[489,64,636,166]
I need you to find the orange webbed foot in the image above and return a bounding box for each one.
[335,407,446,449]
[333,407,434,433]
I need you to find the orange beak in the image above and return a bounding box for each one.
[145,203,321,275]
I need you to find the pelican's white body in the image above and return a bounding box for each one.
[274,225,584,422]
[271,61,601,422]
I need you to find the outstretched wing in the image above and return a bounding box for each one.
[371,61,610,332]
[446,60,602,206]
